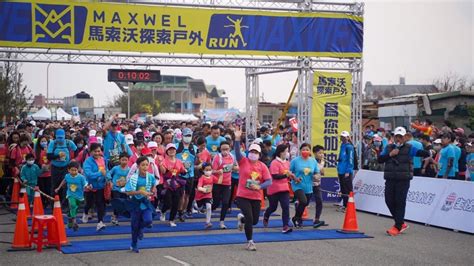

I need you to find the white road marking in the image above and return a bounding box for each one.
[164,255,191,266]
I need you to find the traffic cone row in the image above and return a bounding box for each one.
[11,202,31,250]
[33,188,44,216]
[337,192,363,234]
[52,195,69,245]
[20,188,31,218]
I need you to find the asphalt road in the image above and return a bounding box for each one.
[0,202,472,266]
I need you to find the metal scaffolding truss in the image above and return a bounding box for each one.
[0,0,364,162]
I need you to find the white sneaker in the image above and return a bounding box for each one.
[169,221,177,227]
[246,240,257,251]
[111,216,119,226]
[96,221,106,231]
[160,212,166,222]
[220,221,227,230]
[237,213,244,231]
[82,213,89,224]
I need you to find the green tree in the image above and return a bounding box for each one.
[110,90,166,115]
[0,62,31,121]
[467,105,474,131]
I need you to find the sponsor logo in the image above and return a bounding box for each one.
[355,180,436,205]
[406,190,436,205]
[441,192,474,213]
[207,15,248,49]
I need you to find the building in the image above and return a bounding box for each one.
[377,91,474,133]
[117,75,228,115]
[63,91,94,118]
[365,77,437,101]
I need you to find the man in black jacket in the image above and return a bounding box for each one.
[378,127,430,236]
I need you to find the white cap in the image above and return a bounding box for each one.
[249,143,262,153]
[89,130,97,137]
[433,139,442,144]
[125,134,134,145]
[253,138,263,144]
[393,127,407,136]
[147,141,158,149]
[29,120,36,127]
[341,131,350,137]
[134,128,142,134]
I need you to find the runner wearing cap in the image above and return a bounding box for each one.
[159,143,186,227]
[176,128,197,221]
[337,131,354,212]
[125,134,136,155]
[206,125,226,158]
[233,127,272,251]
[378,126,430,236]
[103,116,132,169]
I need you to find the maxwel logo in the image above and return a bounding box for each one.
[207,15,249,49]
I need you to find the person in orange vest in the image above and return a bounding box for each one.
[410,119,433,137]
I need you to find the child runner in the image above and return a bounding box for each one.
[263,144,294,233]
[195,163,218,229]
[55,161,88,231]
[20,153,42,204]
[107,153,130,226]
[123,156,157,253]
[312,145,326,228]
[233,127,272,251]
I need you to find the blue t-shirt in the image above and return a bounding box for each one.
[177,145,197,179]
[108,165,130,191]
[466,153,474,181]
[439,145,456,177]
[451,144,461,173]
[290,156,319,194]
[231,150,239,180]
[124,174,149,210]
[206,136,226,157]
[47,139,77,168]
[407,140,423,169]
[65,173,88,200]
[337,142,354,175]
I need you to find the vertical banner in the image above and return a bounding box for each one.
[311,71,352,201]
[71,106,80,122]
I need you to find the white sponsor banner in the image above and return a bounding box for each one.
[353,170,474,233]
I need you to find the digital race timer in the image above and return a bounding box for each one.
[107,69,161,83]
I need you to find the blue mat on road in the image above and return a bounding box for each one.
[66,219,288,237]
[61,229,372,254]
[28,210,279,225]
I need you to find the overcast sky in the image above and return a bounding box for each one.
[19,0,473,110]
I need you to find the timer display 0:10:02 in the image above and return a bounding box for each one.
[117,71,151,81]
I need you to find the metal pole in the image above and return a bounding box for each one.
[128,82,132,119]
[152,86,155,115]
[46,63,51,107]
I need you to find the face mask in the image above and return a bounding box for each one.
[204,170,212,177]
[377,132,382,137]
[301,150,311,158]
[40,141,48,148]
[26,160,35,165]
[221,151,229,156]
[183,136,192,143]
[248,153,259,161]
[77,143,83,149]
[374,141,381,147]
[434,145,441,151]
[97,137,103,145]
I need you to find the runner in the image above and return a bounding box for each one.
[263,144,294,233]
[290,143,319,228]
[233,126,272,251]
[176,128,197,222]
[312,145,326,228]
[211,141,234,229]
[195,163,218,229]
[107,153,130,226]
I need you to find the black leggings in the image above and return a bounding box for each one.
[186,177,198,212]
[228,178,239,208]
[294,189,312,220]
[38,177,51,206]
[84,189,106,223]
[338,173,353,207]
[312,186,323,220]
[161,189,182,221]
[236,197,261,241]
[212,184,231,221]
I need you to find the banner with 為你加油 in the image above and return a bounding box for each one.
[311,71,352,201]
[0,0,363,58]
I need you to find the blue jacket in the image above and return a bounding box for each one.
[83,156,108,190]
[337,142,354,175]
[103,131,132,160]
[20,164,42,186]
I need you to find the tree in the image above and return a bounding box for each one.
[110,90,165,115]
[433,73,474,92]
[0,62,32,121]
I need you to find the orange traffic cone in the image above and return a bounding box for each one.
[337,192,363,234]
[11,202,31,250]
[260,190,266,210]
[10,178,20,210]
[20,188,31,218]
[52,195,69,245]
[33,187,44,216]
[302,207,309,219]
